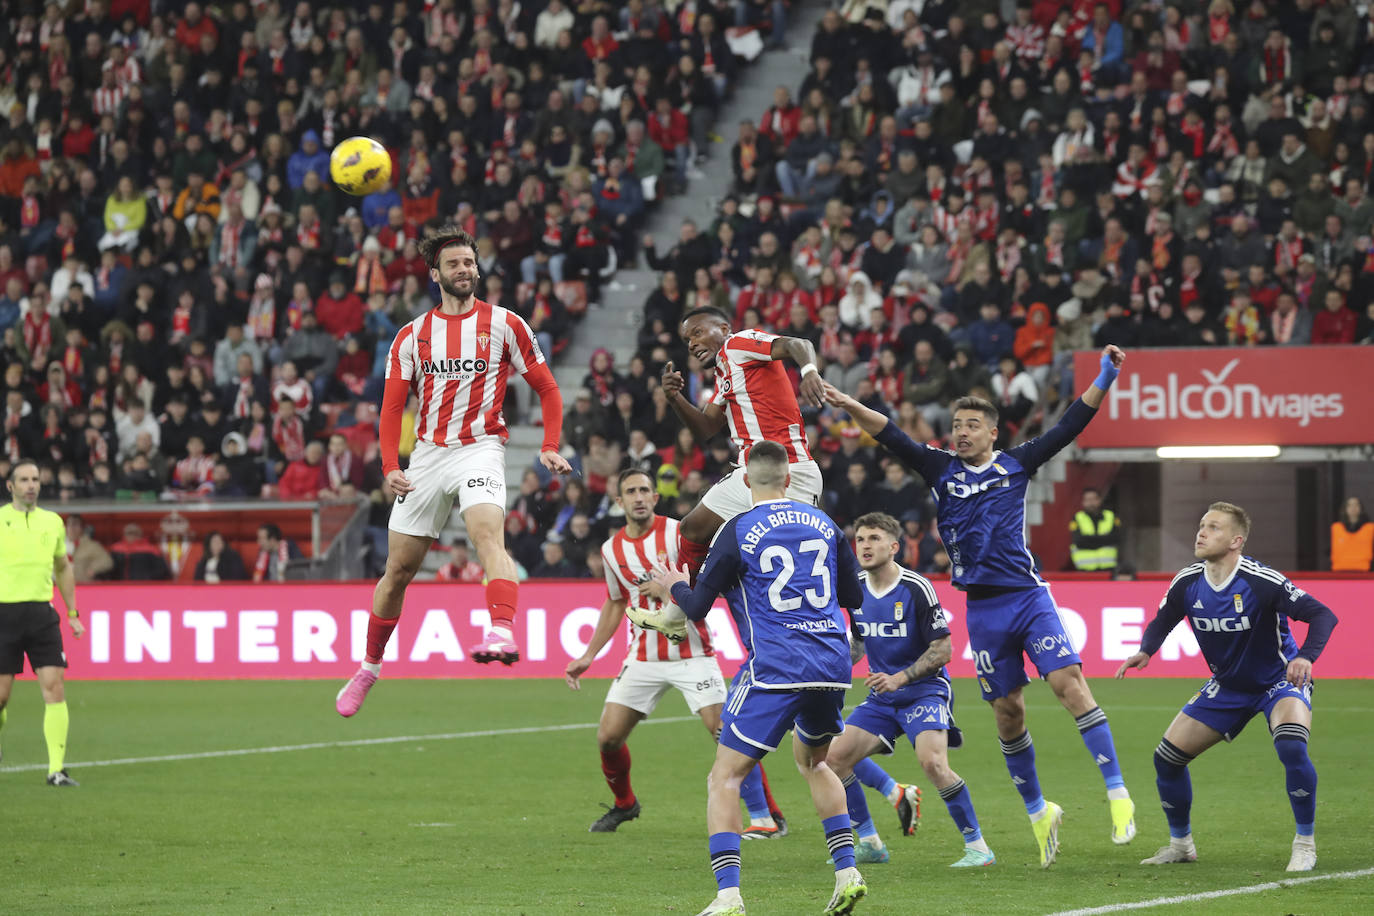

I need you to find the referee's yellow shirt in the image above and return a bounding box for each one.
[0,504,66,602]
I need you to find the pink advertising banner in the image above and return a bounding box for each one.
[57,580,1372,680]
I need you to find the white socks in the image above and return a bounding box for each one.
[361,661,382,675]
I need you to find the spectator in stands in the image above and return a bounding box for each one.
[1312,289,1357,344]
[252,522,301,583]
[110,523,172,580]
[195,531,250,583]
[1331,497,1374,572]
[278,439,326,501]
[65,514,113,582]
[437,542,485,584]
[532,538,580,579]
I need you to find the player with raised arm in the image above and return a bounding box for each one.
[660,307,825,580]
[564,468,786,836]
[822,345,1134,867]
[646,441,869,916]
[1117,502,1339,872]
[827,512,995,868]
[336,225,571,717]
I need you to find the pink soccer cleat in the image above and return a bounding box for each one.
[470,630,520,665]
[335,669,379,717]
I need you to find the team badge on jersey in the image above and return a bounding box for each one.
[993,463,1007,475]
[477,331,490,350]
[1233,594,1244,614]
[893,601,904,621]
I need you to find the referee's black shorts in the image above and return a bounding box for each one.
[0,602,68,675]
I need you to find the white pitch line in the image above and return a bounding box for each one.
[0,714,701,774]
[1042,866,1374,915]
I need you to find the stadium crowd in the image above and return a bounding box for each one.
[4,0,1374,582]
[0,0,784,564]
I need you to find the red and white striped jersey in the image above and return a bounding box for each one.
[710,329,811,464]
[386,300,544,449]
[602,514,714,662]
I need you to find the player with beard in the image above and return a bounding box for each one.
[336,226,571,717]
[660,308,825,582]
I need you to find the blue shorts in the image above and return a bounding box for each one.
[965,586,1081,701]
[1181,677,1313,742]
[846,689,953,754]
[720,670,846,760]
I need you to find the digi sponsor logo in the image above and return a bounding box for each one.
[1190,615,1252,633]
[856,621,908,639]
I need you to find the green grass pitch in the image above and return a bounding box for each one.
[2,677,1370,915]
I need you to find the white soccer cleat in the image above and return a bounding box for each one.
[1141,839,1198,865]
[823,866,867,915]
[695,889,746,915]
[1286,835,1316,872]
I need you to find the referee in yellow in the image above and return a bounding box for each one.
[0,459,83,785]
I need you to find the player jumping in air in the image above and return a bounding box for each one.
[647,441,868,916]
[1117,502,1338,872]
[564,468,786,836]
[823,345,1135,867]
[827,513,995,868]
[336,226,571,717]
[660,308,825,580]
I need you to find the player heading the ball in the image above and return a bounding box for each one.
[336,225,571,717]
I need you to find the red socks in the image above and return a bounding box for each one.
[600,744,636,809]
[679,536,710,585]
[365,612,399,664]
[757,763,783,820]
[486,578,518,630]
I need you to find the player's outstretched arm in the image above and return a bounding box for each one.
[565,597,628,689]
[769,336,824,406]
[821,382,890,436]
[660,360,727,442]
[1080,344,1124,409]
[868,636,952,693]
[1009,345,1125,473]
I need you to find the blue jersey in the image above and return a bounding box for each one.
[854,566,951,707]
[677,499,864,689]
[876,399,1099,589]
[1143,556,1338,693]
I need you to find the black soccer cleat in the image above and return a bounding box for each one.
[46,769,79,787]
[589,800,641,832]
[894,784,922,836]
[772,813,788,837]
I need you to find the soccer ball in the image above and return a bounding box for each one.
[329,136,392,196]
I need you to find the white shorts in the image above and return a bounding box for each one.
[700,458,823,521]
[604,656,728,716]
[389,438,507,539]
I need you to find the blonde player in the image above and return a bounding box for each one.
[565,468,786,836]
[337,226,570,717]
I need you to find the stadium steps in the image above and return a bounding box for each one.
[427,5,826,571]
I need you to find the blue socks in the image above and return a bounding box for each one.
[937,778,982,843]
[1076,706,1126,791]
[1000,731,1045,816]
[708,832,741,891]
[852,757,897,799]
[1273,723,1317,836]
[822,813,856,870]
[841,774,877,839]
[1153,739,1195,838]
[739,764,770,819]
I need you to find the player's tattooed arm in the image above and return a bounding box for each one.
[866,637,952,693]
[770,336,824,406]
[850,633,866,665]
